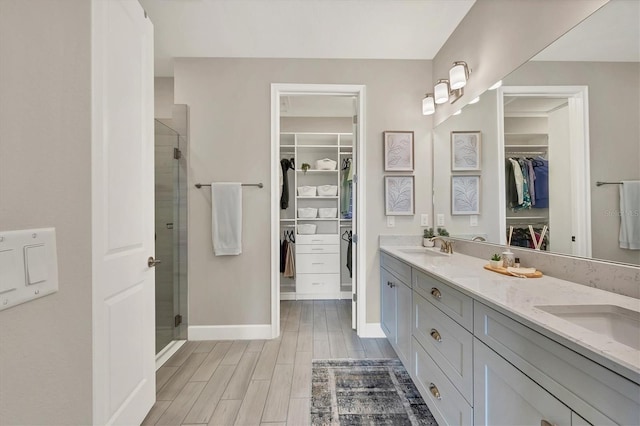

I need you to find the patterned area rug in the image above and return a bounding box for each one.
[311,359,438,425]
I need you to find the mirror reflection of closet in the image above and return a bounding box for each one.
[499,88,591,257]
[278,95,356,301]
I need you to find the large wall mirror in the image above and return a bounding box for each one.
[433,0,640,266]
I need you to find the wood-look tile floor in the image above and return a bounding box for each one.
[143,300,397,426]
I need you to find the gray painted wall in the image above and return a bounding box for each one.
[0,1,93,423]
[174,58,433,326]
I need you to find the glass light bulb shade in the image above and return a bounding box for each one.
[453,110,462,116]
[489,80,503,90]
[469,96,480,104]
[449,64,467,90]
[434,81,449,104]
[422,95,435,115]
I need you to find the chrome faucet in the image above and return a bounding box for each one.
[430,237,454,254]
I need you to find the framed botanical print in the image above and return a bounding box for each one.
[383,131,414,172]
[385,176,415,215]
[451,131,481,171]
[452,175,480,215]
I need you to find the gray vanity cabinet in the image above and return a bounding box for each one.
[380,253,411,366]
[380,250,640,426]
[474,338,571,426]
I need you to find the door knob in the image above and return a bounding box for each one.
[148,256,162,267]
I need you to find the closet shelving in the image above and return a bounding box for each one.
[279,132,354,300]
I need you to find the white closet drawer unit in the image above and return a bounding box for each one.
[296,273,340,294]
[296,234,339,245]
[296,244,340,254]
[413,269,473,331]
[412,337,473,426]
[296,253,340,273]
[413,291,473,403]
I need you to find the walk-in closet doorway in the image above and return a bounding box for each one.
[271,84,367,337]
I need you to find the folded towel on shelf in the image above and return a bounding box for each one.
[211,182,242,255]
[620,180,640,250]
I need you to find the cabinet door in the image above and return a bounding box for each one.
[380,268,397,343]
[396,281,411,366]
[474,339,572,426]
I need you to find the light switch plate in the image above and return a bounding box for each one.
[420,214,429,226]
[0,228,58,312]
[436,214,445,226]
[470,215,478,227]
[387,216,395,228]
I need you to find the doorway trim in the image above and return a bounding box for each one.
[270,83,367,338]
[497,85,591,257]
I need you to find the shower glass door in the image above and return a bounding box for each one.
[154,119,187,354]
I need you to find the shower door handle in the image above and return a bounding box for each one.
[148,256,162,268]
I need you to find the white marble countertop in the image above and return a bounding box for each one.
[380,245,640,384]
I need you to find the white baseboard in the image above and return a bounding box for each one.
[155,340,186,370]
[189,324,272,340]
[359,322,385,338]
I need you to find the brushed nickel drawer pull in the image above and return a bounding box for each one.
[430,287,442,299]
[429,383,441,400]
[312,263,324,265]
[430,329,442,342]
[312,248,323,251]
[312,282,322,286]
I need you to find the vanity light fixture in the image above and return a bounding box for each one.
[434,79,450,104]
[489,80,503,90]
[469,96,480,104]
[422,93,435,115]
[449,61,471,90]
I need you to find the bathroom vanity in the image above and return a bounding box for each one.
[380,246,640,426]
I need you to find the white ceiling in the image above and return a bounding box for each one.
[532,0,640,62]
[280,95,355,117]
[139,0,475,76]
[504,97,568,116]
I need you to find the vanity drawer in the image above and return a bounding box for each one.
[413,269,473,331]
[380,252,412,285]
[412,337,473,426]
[296,244,339,254]
[413,291,473,403]
[296,273,339,294]
[296,253,340,273]
[474,301,640,425]
[296,234,339,245]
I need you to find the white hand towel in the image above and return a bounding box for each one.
[619,180,640,250]
[211,182,242,255]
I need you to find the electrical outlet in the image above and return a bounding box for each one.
[387,216,395,228]
[470,215,478,226]
[436,214,445,226]
[420,214,429,226]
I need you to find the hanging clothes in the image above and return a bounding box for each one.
[280,239,288,273]
[341,159,352,219]
[280,158,294,210]
[346,234,352,278]
[532,158,549,208]
[505,159,519,208]
[526,159,536,206]
[283,241,295,278]
[514,159,532,210]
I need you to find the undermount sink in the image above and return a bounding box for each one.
[397,247,448,256]
[536,304,640,350]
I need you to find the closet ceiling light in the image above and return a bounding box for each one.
[434,79,450,104]
[489,80,503,90]
[449,61,471,90]
[422,94,435,115]
[453,109,462,116]
[469,96,480,104]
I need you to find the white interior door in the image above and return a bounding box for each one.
[92,1,155,424]
[351,113,358,330]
